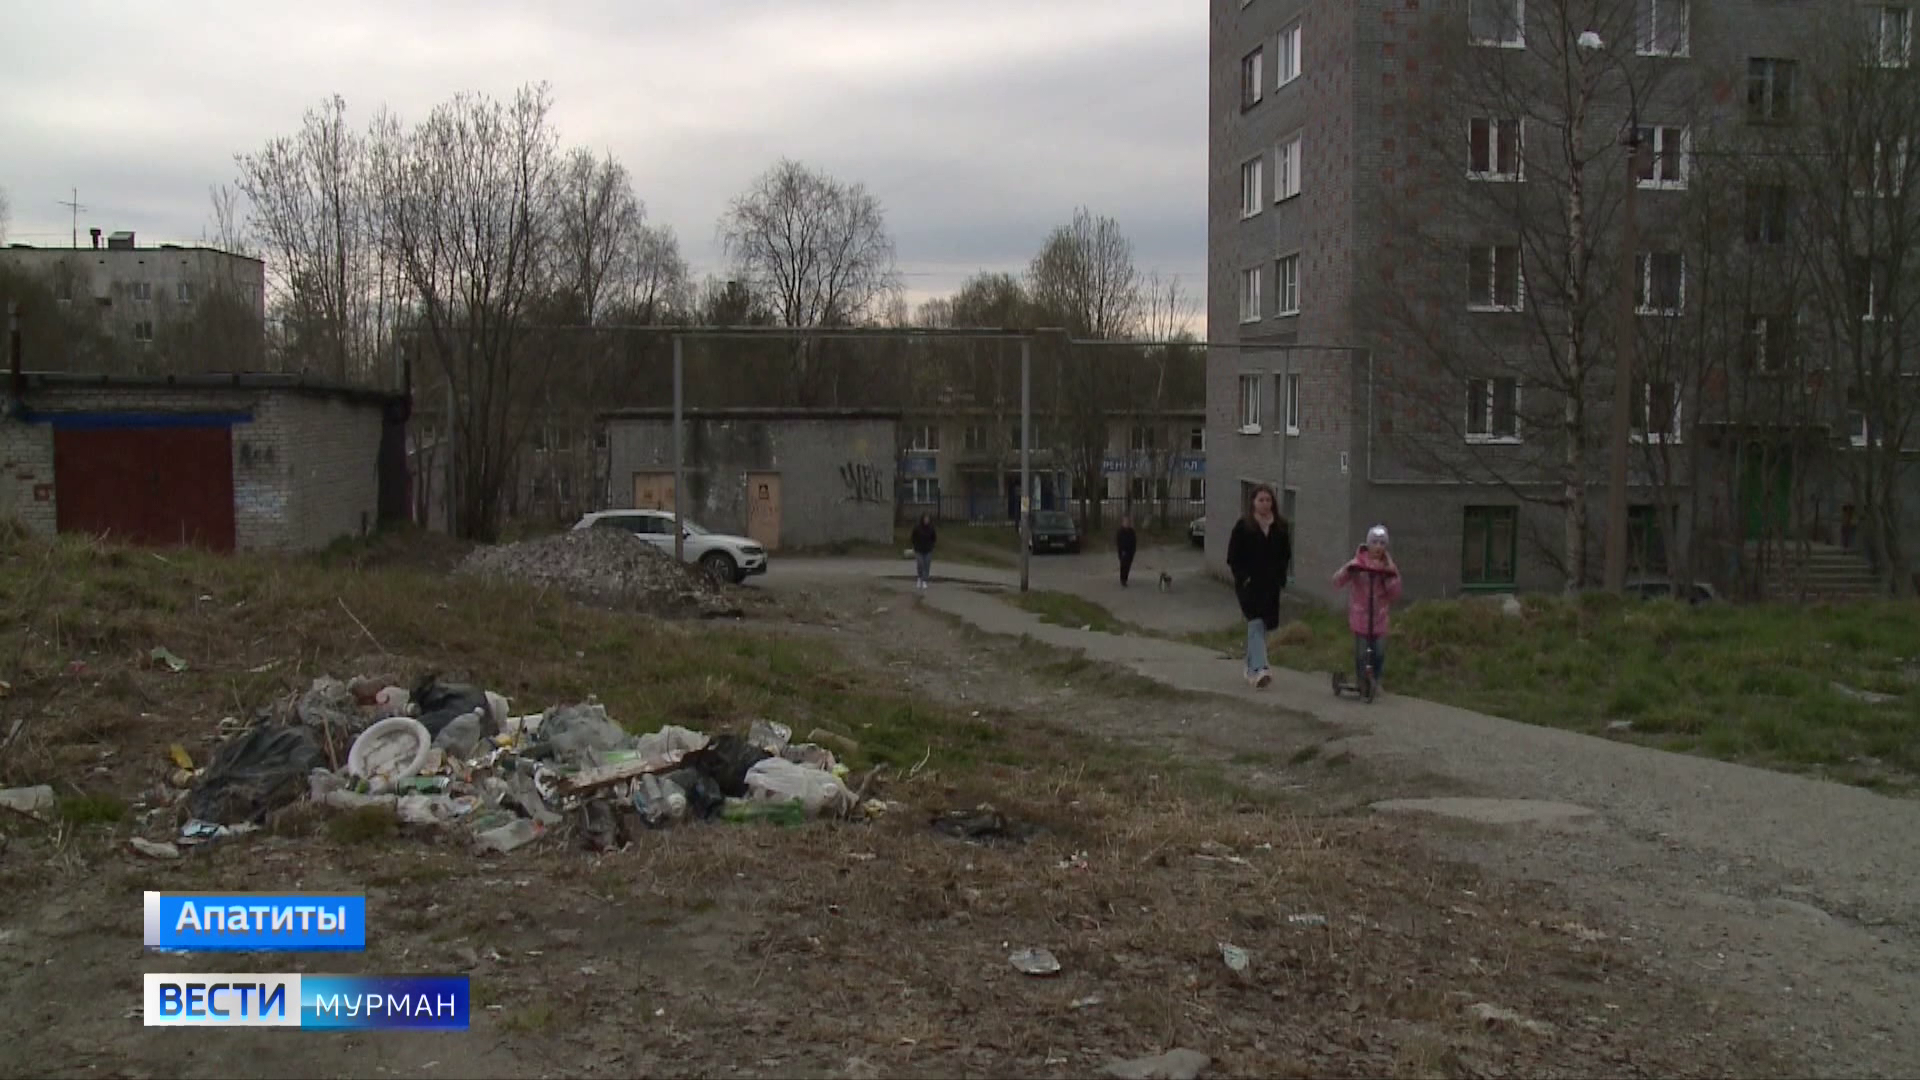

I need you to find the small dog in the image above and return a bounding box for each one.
[1157,571,1174,592]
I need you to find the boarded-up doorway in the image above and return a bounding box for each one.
[633,472,676,512]
[746,473,781,550]
[54,426,237,551]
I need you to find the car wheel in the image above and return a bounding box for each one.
[700,552,736,587]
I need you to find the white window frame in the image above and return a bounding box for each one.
[1631,381,1684,445]
[176,282,194,304]
[1240,265,1263,324]
[962,424,989,452]
[1855,137,1911,197]
[1867,5,1912,69]
[909,425,940,453]
[907,477,938,503]
[1189,426,1206,452]
[131,281,152,303]
[1276,253,1301,316]
[1274,135,1303,202]
[1129,425,1158,453]
[132,320,154,342]
[1859,259,1883,322]
[1636,0,1690,58]
[1465,377,1523,444]
[1237,374,1263,434]
[1469,0,1525,48]
[1634,125,1690,189]
[1746,314,1793,373]
[1241,47,1264,109]
[1240,156,1264,218]
[1188,477,1206,502]
[1278,23,1303,85]
[1748,58,1796,124]
[1283,372,1302,436]
[1849,409,1873,448]
[1467,244,1525,311]
[1636,252,1686,316]
[1468,117,1524,181]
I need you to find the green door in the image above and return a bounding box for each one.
[1739,444,1792,541]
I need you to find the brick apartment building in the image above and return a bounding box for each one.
[1208,0,1919,602]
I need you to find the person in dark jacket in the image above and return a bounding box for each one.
[1116,516,1139,586]
[1226,484,1291,688]
[910,513,937,591]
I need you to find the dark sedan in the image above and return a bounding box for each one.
[1026,510,1081,554]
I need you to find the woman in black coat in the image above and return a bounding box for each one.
[1226,484,1291,688]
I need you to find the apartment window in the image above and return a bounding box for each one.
[1276,253,1301,315]
[594,427,609,450]
[1463,506,1519,588]
[1630,381,1682,443]
[1240,266,1262,323]
[962,425,989,452]
[176,282,194,304]
[131,281,152,302]
[909,425,940,452]
[1636,252,1685,315]
[906,477,938,503]
[132,320,154,342]
[1747,59,1796,124]
[1129,426,1159,452]
[1847,390,1873,448]
[1275,136,1302,201]
[1469,0,1524,47]
[1854,137,1911,197]
[1634,125,1688,188]
[1241,156,1264,218]
[1636,0,1689,57]
[1238,374,1263,433]
[551,427,574,452]
[1745,315,1794,374]
[1745,184,1790,244]
[1467,245,1524,310]
[1189,426,1205,452]
[1627,505,1670,574]
[1241,47,1264,109]
[1866,5,1912,68]
[1469,117,1523,180]
[1855,257,1885,321]
[1130,476,1168,502]
[532,428,548,452]
[1278,23,1302,85]
[1188,477,1206,502]
[1283,373,1302,435]
[1466,377,1521,442]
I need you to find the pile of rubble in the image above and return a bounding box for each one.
[456,529,741,619]
[138,674,888,858]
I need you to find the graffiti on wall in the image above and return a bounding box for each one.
[839,461,886,504]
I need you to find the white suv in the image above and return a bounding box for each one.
[572,510,769,585]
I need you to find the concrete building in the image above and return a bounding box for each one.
[2,372,407,552]
[1207,0,1916,602]
[599,408,900,550]
[0,231,266,350]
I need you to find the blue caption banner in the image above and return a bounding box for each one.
[144,891,367,952]
[143,974,469,1030]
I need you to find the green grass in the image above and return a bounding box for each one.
[57,794,128,826]
[1008,590,1146,635]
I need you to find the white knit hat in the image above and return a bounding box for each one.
[1366,525,1389,546]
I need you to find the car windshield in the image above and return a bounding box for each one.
[676,518,709,535]
[1035,511,1073,529]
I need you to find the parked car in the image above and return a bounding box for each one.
[1624,577,1718,605]
[572,509,768,585]
[1189,517,1206,547]
[1027,509,1081,554]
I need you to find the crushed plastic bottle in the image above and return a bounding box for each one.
[633,773,688,827]
[473,817,541,854]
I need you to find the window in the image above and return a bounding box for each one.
[1854,137,1911,196]
[1240,266,1262,323]
[1278,23,1302,85]
[1855,256,1885,321]
[1188,477,1206,501]
[1274,135,1302,201]
[1240,156,1264,218]
[131,281,152,302]
[1634,125,1688,188]
[1469,117,1523,180]
[1745,185,1790,244]
[1284,373,1302,435]
[907,477,938,503]
[1238,374,1263,433]
[1627,505,1670,574]
[1630,381,1682,443]
[551,427,573,452]
[1636,0,1689,57]
[594,427,609,450]
[1636,252,1685,315]
[909,425,940,452]
[1847,391,1873,448]
[1129,476,1168,502]
[1467,245,1524,310]
[963,425,989,452]
[1463,506,1519,587]
[1129,426,1159,452]
[1241,47,1264,109]
[1189,426,1205,452]
[1466,377,1521,442]
[176,282,194,303]
[1744,315,1794,373]
[132,320,154,342]
[1469,0,1524,47]
[1866,5,1912,68]
[1276,254,1300,315]
[1747,59,1796,124]
[558,474,574,501]
[532,428,548,452]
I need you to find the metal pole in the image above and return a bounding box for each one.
[444,375,457,537]
[1604,137,1645,593]
[1020,337,1032,593]
[673,335,686,565]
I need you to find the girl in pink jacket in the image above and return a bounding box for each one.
[1332,525,1403,695]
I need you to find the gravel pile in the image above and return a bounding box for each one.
[457,529,742,619]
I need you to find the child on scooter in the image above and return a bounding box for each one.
[1332,525,1403,696]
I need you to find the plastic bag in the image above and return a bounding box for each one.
[744,758,853,817]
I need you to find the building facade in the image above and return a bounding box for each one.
[1209,0,1918,602]
[0,231,266,354]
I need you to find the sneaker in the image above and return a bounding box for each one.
[1255,670,1272,689]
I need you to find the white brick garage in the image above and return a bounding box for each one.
[1,373,405,552]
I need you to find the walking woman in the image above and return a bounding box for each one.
[1227,484,1291,688]
[910,513,938,591]
[1116,515,1138,586]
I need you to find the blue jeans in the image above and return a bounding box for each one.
[1245,619,1269,676]
[1354,634,1386,682]
[915,552,932,583]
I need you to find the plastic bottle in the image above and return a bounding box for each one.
[634,774,688,826]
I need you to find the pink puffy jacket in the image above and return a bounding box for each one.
[1332,548,1403,637]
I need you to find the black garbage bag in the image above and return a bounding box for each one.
[412,675,490,737]
[187,724,329,825]
[680,734,770,799]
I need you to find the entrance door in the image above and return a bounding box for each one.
[633,472,675,512]
[745,473,781,550]
[1738,444,1792,540]
[54,426,237,551]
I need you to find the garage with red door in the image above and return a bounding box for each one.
[53,423,239,552]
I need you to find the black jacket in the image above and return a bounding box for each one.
[910,522,937,554]
[1115,527,1138,558]
[1227,517,1292,629]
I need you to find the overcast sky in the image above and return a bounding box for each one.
[0,0,1204,322]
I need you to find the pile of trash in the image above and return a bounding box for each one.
[456,529,741,619]
[142,674,888,858]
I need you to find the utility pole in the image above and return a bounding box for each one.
[1603,132,1647,593]
[57,189,86,248]
[1019,336,1032,594]
[673,334,686,565]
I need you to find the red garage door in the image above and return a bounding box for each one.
[54,427,237,552]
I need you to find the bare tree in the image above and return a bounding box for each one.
[0,186,9,246]
[551,149,643,324]
[371,83,561,541]
[203,184,254,258]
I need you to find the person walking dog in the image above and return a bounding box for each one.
[1116,516,1138,587]
[1227,485,1291,689]
[910,513,937,591]
[1333,525,1403,696]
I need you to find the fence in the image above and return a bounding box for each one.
[904,492,1205,528]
